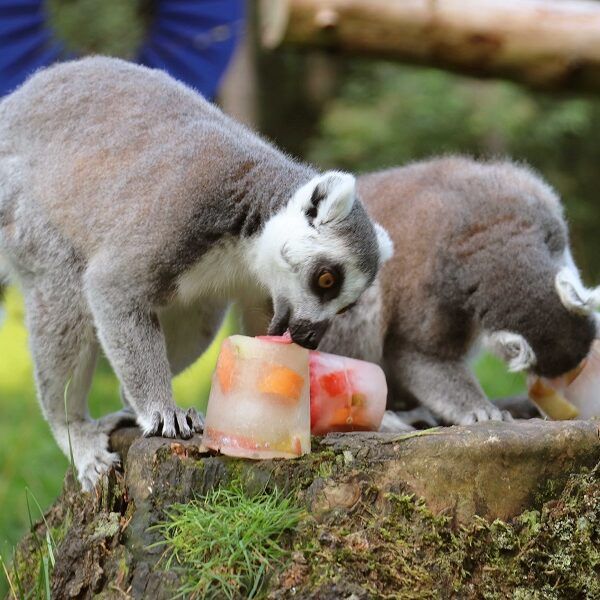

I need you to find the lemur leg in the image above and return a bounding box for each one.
[379,407,439,432]
[115,302,226,427]
[24,285,120,491]
[386,348,512,426]
[379,411,415,433]
[84,261,203,439]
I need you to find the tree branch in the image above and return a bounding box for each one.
[260,0,600,92]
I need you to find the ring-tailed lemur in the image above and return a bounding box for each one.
[0,57,392,490]
[316,156,598,429]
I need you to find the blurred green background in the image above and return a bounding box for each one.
[2,1,600,594]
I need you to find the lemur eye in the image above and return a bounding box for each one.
[311,263,344,302]
[318,271,336,289]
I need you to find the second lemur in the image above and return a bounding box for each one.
[318,156,599,427]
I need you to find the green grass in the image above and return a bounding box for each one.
[153,482,304,599]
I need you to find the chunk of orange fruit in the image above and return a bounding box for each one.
[259,366,304,404]
[216,340,236,393]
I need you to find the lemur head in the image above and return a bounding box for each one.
[459,161,599,378]
[253,171,393,349]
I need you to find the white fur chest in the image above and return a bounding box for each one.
[176,238,264,304]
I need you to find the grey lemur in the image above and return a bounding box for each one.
[315,156,599,429]
[0,57,392,490]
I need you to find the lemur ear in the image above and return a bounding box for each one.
[304,171,356,226]
[484,331,537,373]
[555,267,600,315]
[374,223,393,264]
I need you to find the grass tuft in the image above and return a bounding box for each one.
[0,554,17,599]
[1,488,58,600]
[153,482,304,599]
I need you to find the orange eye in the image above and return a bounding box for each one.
[318,271,336,289]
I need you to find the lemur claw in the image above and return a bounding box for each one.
[457,405,513,426]
[145,407,204,439]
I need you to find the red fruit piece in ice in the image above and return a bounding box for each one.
[320,371,348,397]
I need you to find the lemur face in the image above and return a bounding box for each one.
[254,171,393,349]
[477,177,599,379]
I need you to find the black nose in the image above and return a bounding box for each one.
[289,319,330,350]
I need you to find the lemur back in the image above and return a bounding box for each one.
[320,157,597,426]
[0,57,312,296]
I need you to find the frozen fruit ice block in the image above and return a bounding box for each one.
[309,351,387,435]
[203,335,311,459]
[528,340,600,420]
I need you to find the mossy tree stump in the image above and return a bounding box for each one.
[7,420,600,598]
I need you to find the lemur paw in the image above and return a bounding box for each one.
[456,404,513,426]
[144,407,204,439]
[77,449,121,492]
[63,419,125,492]
[379,411,416,433]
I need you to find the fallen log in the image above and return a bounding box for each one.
[260,0,600,92]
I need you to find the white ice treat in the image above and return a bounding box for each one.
[203,335,311,458]
[529,340,600,420]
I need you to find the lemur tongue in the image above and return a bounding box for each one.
[268,298,291,336]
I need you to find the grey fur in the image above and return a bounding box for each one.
[319,156,597,427]
[0,57,389,489]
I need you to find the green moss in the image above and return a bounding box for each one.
[533,475,565,506]
[90,512,121,541]
[49,511,72,550]
[281,465,600,598]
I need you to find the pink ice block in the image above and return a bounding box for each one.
[309,351,387,435]
[203,335,311,459]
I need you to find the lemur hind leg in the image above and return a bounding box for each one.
[24,283,121,491]
[386,347,512,426]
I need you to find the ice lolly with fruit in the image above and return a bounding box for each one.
[528,340,600,420]
[203,335,311,459]
[309,351,387,435]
